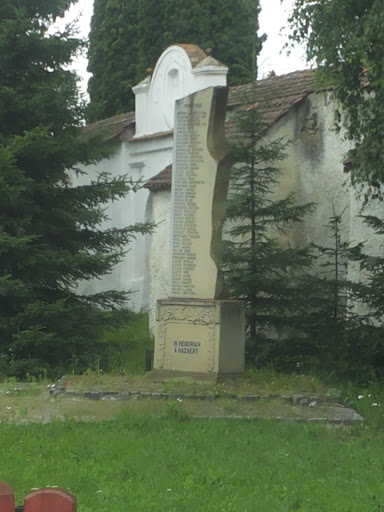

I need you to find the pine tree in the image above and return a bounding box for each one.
[287,207,383,381]
[0,0,151,377]
[223,85,315,367]
[87,0,260,122]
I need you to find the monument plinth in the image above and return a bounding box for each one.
[156,299,244,374]
[154,87,245,376]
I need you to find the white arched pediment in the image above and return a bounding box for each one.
[133,44,228,137]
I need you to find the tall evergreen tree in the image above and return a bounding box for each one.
[223,85,315,367]
[161,0,260,85]
[87,0,139,121]
[87,0,260,122]
[345,216,384,381]
[0,0,150,377]
[137,0,167,77]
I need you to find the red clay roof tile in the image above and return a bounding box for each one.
[84,69,318,190]
[144,164,172,190]
[145,69,317,190]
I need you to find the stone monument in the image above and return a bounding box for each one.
[154,86,245,376]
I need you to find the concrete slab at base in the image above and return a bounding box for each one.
[155,299,245,374]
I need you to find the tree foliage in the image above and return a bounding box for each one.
[295,208,362,377]
[87,0,260,122]
[0,0,151,377]
[289,0,384,192]
[223,86,315,366]
[289,1,384,380]
[87,0,140,121]
[346,217,384,380]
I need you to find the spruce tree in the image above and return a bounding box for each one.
[87,0,260,122]
[0,0,150,377]
[223,85,315,367]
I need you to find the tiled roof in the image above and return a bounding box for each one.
[129,130,173,143]
[144,164,172,190]
[84,69,317,143]
[82,111,135,141]
[145,69,317,191]
[175,44,207,68]
[83,69,318,190]
[226,69,316,138]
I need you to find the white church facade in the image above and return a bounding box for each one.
[77,44,382,332]
[75,44,228,314]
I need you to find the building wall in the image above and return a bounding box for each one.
[148,189,172,331]
[276,92,352,253]
[75,45,227,314]
[127,134,174,311]
[147,90,355,333]
[71,145,146,307]
[75,56,383,332]
[73,135,173,313]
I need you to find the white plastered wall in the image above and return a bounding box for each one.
[133,45,228,137]
[148,189,172,332]
[274,92,352,253]
[147,90,356,333]
[75,45,227,314]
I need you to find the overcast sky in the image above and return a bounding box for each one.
[59,0,310,94]
[258,0,309,77]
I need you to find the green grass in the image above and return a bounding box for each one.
[342,381,384,430]
[1,411,384,512]
[99,313,154,374]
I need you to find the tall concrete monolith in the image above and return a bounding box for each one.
[154,87,245,376]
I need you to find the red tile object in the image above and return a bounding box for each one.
[0,482,15,512]
[24,488,76,512]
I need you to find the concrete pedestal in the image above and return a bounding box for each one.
[154,299,245,375]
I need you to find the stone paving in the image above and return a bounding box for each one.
[52,384,364,426]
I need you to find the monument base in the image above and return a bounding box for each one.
[154,299,245,375]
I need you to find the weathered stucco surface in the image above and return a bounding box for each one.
[79,44,382,332]
[147,90,355,333]
[272,92,352,253]
[76,45,227,313]
[149,189,171,332]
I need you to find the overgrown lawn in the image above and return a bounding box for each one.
[1,411,383,512]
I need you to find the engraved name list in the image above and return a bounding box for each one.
[171,100,207,297]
